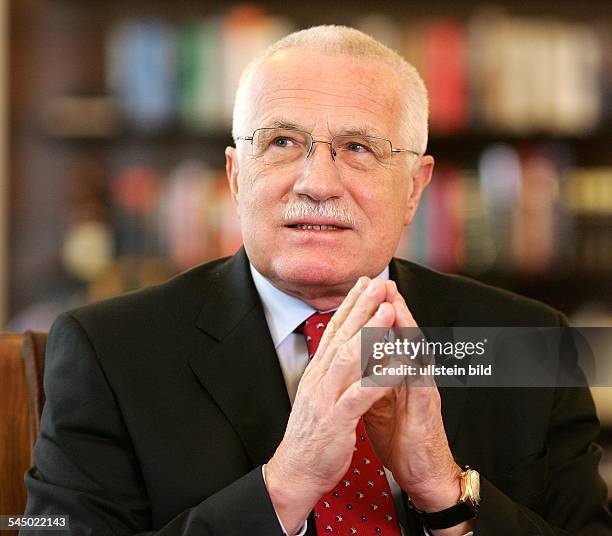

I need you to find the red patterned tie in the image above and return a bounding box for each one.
[299,312,402,535]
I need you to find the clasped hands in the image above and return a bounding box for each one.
[265,278,466,535]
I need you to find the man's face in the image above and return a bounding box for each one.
[226,49,433,308]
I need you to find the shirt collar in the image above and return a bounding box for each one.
[249,263,390,349]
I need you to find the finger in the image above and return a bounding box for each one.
[384,288,435,382]
[405,380,441,406]
[384,280,398,304]
[316,276,370,359]
[333,278,388,344]
[323,301,395,397]
[315,278,388,370]
[385,280,418,328]
[384,285,435,374]
[335,375,394,424]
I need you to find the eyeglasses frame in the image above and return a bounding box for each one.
[235,127,422,166]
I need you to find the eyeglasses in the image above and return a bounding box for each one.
[235,128,420,172]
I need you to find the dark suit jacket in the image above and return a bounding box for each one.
[24,248,612,535]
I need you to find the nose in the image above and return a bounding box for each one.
[293,140,345,202]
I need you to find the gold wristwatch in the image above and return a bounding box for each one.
[459,466,481,507]
[406,466,481,531]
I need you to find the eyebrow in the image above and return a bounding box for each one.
[335,125,381,137]
[262,120,384,138]
[264,119,305,130]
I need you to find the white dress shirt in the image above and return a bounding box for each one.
[250,264,473,536]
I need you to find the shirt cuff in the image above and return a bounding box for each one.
[424,528,473,536]
[262,464,308,536]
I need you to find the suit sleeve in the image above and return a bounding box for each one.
[471,313,612,535]
[23,312,285,536]
[473,390,611,534]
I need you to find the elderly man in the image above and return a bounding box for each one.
[25,25,611,536]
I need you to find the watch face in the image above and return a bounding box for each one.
[468,470,481,503]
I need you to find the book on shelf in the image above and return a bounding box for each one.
[177,18,223,132]
[106,19,177,133]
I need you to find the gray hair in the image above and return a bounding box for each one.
[231,25,429,155]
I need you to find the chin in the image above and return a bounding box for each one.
[272,253,357,289]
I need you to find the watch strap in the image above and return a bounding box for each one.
[405,467,480,530]
[413,498,478,530]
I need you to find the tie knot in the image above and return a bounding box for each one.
[298,311,334,359]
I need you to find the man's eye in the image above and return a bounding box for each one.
[346,142,371,153]
[272,137,294,148]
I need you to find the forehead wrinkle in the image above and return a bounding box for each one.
[267,66,393,93]
[259,89,390,117]
[266,64,400,109]
[263,99,385,117]
[261,85,389,111]
[256,83,399,133]
[254,100,391,137]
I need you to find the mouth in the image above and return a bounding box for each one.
[285,218,352,231]
[288,223,347,230]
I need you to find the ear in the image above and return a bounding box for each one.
[225,146,241,216]
[403,155,434,225]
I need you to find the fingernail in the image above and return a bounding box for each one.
[367,280,379,295]
[356,276,369,290]
[376,303,387,317]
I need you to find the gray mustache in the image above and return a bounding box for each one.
[283,199,356,227]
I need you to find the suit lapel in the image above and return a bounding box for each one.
[189,249,291,468]
[390,259,469,449]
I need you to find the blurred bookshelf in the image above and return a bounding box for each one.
[10,0,611,324]
[8,0,612,308]
[6,0,612,500]
[8,0,612,318]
